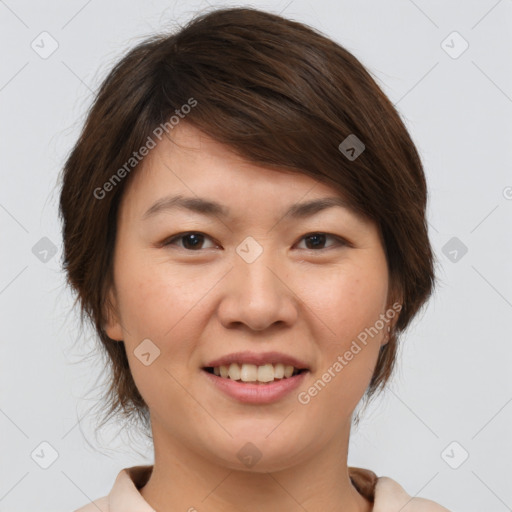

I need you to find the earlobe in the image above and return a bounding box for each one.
[384,284,403,345]
[381,294,402,348]
[103,288,124,341]
[381,325,392,347]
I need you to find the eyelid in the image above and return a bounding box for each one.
[295,232,350,250]
[161,231,351,251]
[161,231,220,250]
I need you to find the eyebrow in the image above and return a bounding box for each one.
[142,194,356,221]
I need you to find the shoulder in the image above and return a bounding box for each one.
[73,495,109,512]
[71,465,154,512]
[374,476,452,511]
[349,466,451,511]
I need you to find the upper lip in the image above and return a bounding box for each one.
[204,351,310,370]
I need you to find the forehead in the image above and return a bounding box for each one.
[136,123,321,190]
[120,123,369,225]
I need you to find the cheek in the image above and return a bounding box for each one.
[299,260,389,341]
[113,262,205,415]
[297,260,388,407]
[115,272,169,337]
[114,251,204,339]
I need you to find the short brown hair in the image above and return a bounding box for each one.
[59,6,436,435]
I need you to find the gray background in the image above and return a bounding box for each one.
[1,1,511,511]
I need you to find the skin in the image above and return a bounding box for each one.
[105,122,400,512]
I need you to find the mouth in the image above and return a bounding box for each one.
[202,363,309,384]
[202,362,309,404]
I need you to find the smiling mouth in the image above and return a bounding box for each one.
[203,363,308,384]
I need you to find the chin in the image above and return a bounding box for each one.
[201,424,313,472]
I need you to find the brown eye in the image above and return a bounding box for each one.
[163,232,217,250]
[297,233,346,250]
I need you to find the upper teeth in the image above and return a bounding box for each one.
[212,363,299,382]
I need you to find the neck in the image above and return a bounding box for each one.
[139,419,372,512]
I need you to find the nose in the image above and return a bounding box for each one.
[217,248,299,332]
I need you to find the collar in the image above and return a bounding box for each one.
[90,464,449,512]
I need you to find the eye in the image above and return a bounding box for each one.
[162,232,218,251]
[296,233,347,251]
[161,231,349,252]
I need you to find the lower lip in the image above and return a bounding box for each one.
[202,369,309,404]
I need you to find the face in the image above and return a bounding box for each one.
[105,123,398,472]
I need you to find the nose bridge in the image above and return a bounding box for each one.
[218,236,297,330]
[236,236,283,302]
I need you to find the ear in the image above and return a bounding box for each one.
[103,286,124,341]
[381,285,403,347]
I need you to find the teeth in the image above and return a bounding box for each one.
[240,363,257,382]
[228,363,241,381]
[274,363,285,379]
[257,364,274,383]
[212,363,301,383]
[284,364,294,378]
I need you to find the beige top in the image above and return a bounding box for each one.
[73,465,451,512]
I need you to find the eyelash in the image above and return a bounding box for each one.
[161,231,349,252]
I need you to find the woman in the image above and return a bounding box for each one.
[60,7,450,511]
